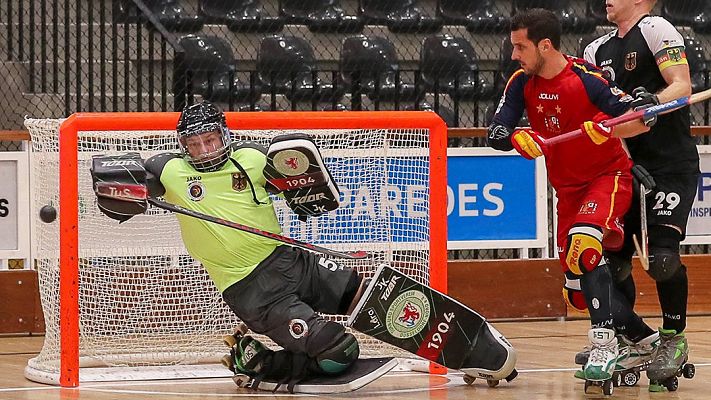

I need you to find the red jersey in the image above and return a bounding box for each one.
[491,56,633,189]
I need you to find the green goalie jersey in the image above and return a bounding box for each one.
[145,142,282,292]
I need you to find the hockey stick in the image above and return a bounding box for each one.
[544,87,711,147]
[632,183,650,271]
[147,198,369,260]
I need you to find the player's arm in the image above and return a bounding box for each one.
[644,17,692,103]
[578,67,649,142]
[487,70,541,158]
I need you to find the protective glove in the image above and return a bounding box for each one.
[581,112,613,145]
[630,86,660,127]
[510,128,544,159]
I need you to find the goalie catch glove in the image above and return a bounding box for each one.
[263,133,340,221]
[90,153,149,223]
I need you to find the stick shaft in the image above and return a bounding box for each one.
[544,87,711,146]
[147,198,368,260]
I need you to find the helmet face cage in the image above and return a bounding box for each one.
[177,102,232,172]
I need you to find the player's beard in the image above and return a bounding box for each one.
[527,50,545,76]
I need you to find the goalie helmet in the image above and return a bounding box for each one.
[176,101,232,172]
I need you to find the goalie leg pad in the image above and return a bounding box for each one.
[264,133,340,218]
[90,153,148,222]
[563,224,604,275]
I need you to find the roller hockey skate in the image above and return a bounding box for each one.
[582,328,618,396]
[574,330,658,387]
[220,323,271,377]
[647,328,695,392]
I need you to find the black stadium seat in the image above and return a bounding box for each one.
[340,35,417,102]
[692,2,711,33]
[257,36,344,103]
[145,0,203,32]
[178,35,261,103]
[661,0,711,33]
[661,0,704,26]
[359,0,442,33]
[280,0,363,33]
[685,36,709,93]
[437,0,509,33]
[493,36,519,98]
[586,0,608,26]
[199,0,283,33]
[420,35,492,101]
[512,0,595,33]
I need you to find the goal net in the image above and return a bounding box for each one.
[24,111,447,386]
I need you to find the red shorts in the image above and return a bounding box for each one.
[556,172,632,273]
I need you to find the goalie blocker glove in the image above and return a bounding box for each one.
[90,152,149,223]
[263,133,340,221]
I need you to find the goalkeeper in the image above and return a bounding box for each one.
[92,101,365,390]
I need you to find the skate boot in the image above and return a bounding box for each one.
[613,331,658,387]
[583,328,618,396]
[647,328,695,392]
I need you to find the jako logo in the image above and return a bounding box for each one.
[538,93,559,100]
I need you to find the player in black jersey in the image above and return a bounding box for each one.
[584,0,700,390]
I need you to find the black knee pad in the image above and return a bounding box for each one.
[315,332,359,375]
[647,225,683,282]
[305,320,346,357]
[604,250,633,283]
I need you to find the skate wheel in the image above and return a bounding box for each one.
[603,379,614,396]
[664,376,679,392]
[583,380,593,394]
[622,370,640,386]
[221,354,234,372]
[486,379,499,388]
[505,369,518,382]
[232,373,252,388]
[682,363,695,379]
[611,372,620,387]
[223,334,237,348]
[236,322,249,336]
[463,375,476,385]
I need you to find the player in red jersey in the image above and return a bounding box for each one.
[486,8,655,390]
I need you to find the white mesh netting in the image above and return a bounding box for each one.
[25,117,434,383]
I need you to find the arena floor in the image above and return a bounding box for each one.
[2,316,710,400]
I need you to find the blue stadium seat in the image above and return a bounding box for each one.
[340,35,417,102]
[257,35,344,102]
[512,0,595,33]
[437,0,509,33]
[178,35,260,103]
[420,35,492,101]
[359,0,443,33]
[199,0,283,33]
[280,0,363,33]
[685,36,709,93]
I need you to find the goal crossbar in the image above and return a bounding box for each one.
[56,111,448,387]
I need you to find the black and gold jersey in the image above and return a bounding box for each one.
[584,15,699,175]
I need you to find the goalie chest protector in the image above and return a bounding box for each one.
[263,133,340,218]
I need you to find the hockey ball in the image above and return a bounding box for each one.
[39,205,57,223]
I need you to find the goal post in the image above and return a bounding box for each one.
[27,111,448,387]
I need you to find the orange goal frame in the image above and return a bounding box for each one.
[57,111,448,387]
